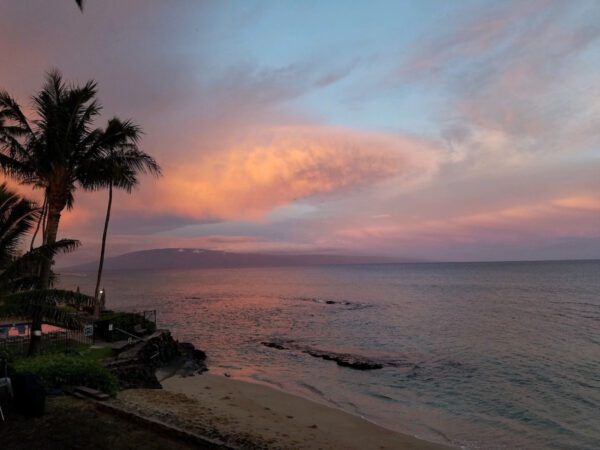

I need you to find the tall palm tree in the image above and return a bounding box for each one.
[92,119,161,318]
[0,183,91,354]
[0,70,145,290]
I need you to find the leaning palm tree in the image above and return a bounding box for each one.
[92,119,161,318]
[0,70,146,289]
[0,183,92,354]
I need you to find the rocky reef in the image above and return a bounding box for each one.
[262,340,384,370]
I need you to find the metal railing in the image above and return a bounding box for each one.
[0,327,93,357]
[112,327,144,343]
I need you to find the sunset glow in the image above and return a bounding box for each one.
[1,0,598,264]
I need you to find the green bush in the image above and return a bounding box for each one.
[0,347,14,364]
[14,353,118,395]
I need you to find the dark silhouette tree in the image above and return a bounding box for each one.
[0,183,91,354]
[92,120,161,318]
[0,70,157,336]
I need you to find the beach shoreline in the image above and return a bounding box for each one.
[115,371,455,450]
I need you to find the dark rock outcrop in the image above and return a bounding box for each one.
[283,296,372,310]
[177,342,208,377]
[261,339,385,370]
[303,348,383,370]
[105,358,162,389]
[106,330,207,389]
[262,341,287,350]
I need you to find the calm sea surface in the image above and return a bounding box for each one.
[61,260,600,449]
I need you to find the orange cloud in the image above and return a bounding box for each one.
[554,196,600,211]
[157,126,440,220]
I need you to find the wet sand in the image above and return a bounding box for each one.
[116,373,453,450]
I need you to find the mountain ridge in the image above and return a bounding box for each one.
[64,248,419,272]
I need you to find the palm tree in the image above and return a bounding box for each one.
[92,120,161,318]
[0,70,146,290]
[0,183,91,355]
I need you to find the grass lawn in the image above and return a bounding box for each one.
[79,345,115,361]
[7,342,114,363]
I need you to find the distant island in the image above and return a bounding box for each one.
[65,248,417,272]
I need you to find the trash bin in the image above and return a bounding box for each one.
[12,373,46,417]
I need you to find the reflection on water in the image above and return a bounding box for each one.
[61,260,600,449]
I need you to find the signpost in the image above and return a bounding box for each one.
[83,324,94,338]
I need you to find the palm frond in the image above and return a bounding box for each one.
[0,239,79,292]
[0,154,35,182]
[0,183,39,267]
[0,289,93,329]
[0,90,36,140]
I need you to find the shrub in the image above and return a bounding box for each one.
[0,347,14,364]
[14,353,118,395]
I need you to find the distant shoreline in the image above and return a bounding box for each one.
[59,255,600,272]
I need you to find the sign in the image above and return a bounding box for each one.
[108,323,113,331]
[83,324,94,337]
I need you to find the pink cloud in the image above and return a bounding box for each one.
[153,125,441,220]
[334,193,600,251]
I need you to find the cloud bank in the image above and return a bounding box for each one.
[0,0,598,264]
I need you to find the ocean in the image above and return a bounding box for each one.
[60,260,600,449]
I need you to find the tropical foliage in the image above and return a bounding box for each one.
[0,70,157,296]
[1,70,160,337]
[0,183,92,354]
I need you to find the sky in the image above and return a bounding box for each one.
[1,0,599,264]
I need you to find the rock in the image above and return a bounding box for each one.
[107,330,208,388]
[304,349,383,370]
[261,340,292,350]
[261,340,384,370]
[178,341,208,375]
[106,358,162,389]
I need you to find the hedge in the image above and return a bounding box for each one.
[13,353,118,395]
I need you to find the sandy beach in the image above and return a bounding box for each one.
[114,373,453,450]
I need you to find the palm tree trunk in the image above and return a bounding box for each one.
[30,195,47,250]
[30,198,63,355]
[94,182,113,319]
[42,198,48,241]
[40,203,62,284]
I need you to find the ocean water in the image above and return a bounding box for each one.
[60,260,600,449]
